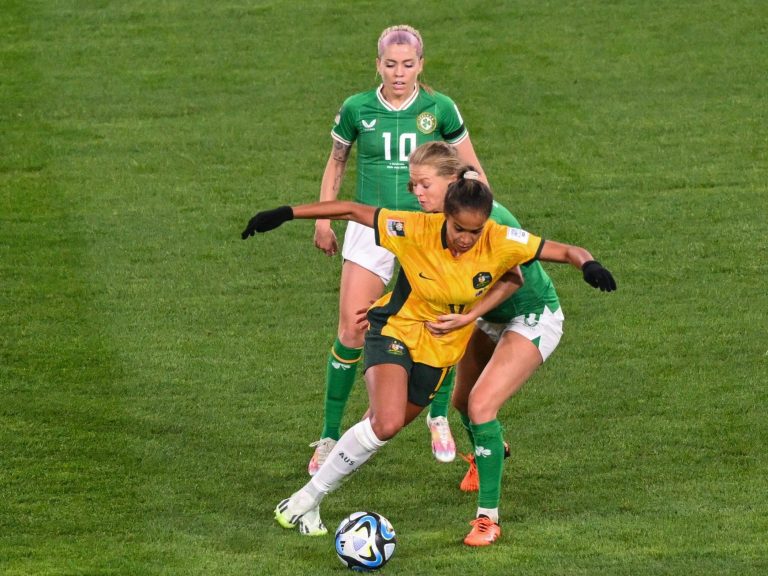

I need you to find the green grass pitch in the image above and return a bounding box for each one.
[1,1,766,574]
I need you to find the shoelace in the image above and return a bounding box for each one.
[470,517,495,532]
[309,439,334,452]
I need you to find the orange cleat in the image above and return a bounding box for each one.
[459,453,479,492]
[463,516,501,546]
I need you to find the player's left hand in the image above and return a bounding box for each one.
[425,314,473,336]
[241,206,294,239]
[581,260,617,292]
[354,303,375,331]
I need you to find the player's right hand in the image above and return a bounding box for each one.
[581,260,617,292]
[241,205,294,239]
[425,313,474,336]
[314,222,338,256]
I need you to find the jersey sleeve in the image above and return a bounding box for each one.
[331,96,358,146]
[436,92,468,144]
[373,208,416,255]
[497,223,544,267]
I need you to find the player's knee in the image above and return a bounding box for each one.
[338,322,366,348]
[467,394,499,424]
[370,416,404,441]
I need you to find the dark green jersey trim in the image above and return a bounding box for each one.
[521,237,545,266]
[440,220,448,249]
[368,270,412,335]
[443,125,466,141]
[373,207,383,246]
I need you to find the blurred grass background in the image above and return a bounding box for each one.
[1,1,766,574]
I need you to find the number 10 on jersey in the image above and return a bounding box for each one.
[382,132,417,162]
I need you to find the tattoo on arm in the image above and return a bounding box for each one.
[331,140,351,163]
[333,170,344,194]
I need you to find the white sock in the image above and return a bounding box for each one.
[477,507,499,523]
[310,418,387,495]
[286,487,321,516]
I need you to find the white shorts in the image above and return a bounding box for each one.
[341,221,396,284]
[476,305,565,362]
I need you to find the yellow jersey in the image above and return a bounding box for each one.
[369,208,543,367]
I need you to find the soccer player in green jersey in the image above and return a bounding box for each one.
[406,141,616,546]
[241,173,616,540]
[309,24,489,473]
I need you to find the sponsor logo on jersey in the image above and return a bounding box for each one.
[361,118,377,131]
[506,227,530,244]
[418,271,436,281]
[386,340,406,356]
[386,219,406,237]
[334,107,342,126]
[416,112,437,134]
[472,272,492,289]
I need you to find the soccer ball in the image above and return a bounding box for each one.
[334,511,396,571]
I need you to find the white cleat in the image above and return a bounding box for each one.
[274,490,326,535]
[298,505,328,536]
[426,414,456,463]
[274,498,302,529]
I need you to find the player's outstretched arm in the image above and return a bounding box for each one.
[539,240,617,292]
[241,201,376,239]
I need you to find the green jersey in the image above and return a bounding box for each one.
[332,85,468,210]
[486,201,561,321]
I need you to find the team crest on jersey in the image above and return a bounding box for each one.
[387,339,406,356]
[506,227,530,244]
[416,112,437,134]
[472,272,492,290]
[361,118,377,131]
[386,219,406,237]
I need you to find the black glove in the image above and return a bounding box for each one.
[581,260,616,292]
[241,206,294,239]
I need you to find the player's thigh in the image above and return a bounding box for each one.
[341,221,396,285]
[364,363,409,439]
[338,222,394,318]
[338,261,386,343]
[454,327,495,412]
[468,332,542,422]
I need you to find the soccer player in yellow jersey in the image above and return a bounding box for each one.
[241,174,616,538]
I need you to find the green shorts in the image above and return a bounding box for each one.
[363,333,451,407]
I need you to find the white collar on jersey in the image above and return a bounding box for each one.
[376,83,419,111]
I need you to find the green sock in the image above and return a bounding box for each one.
[429,367,454,419]
[459,410,475,449]
[469,419,505,509]
[321,338,362,440]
